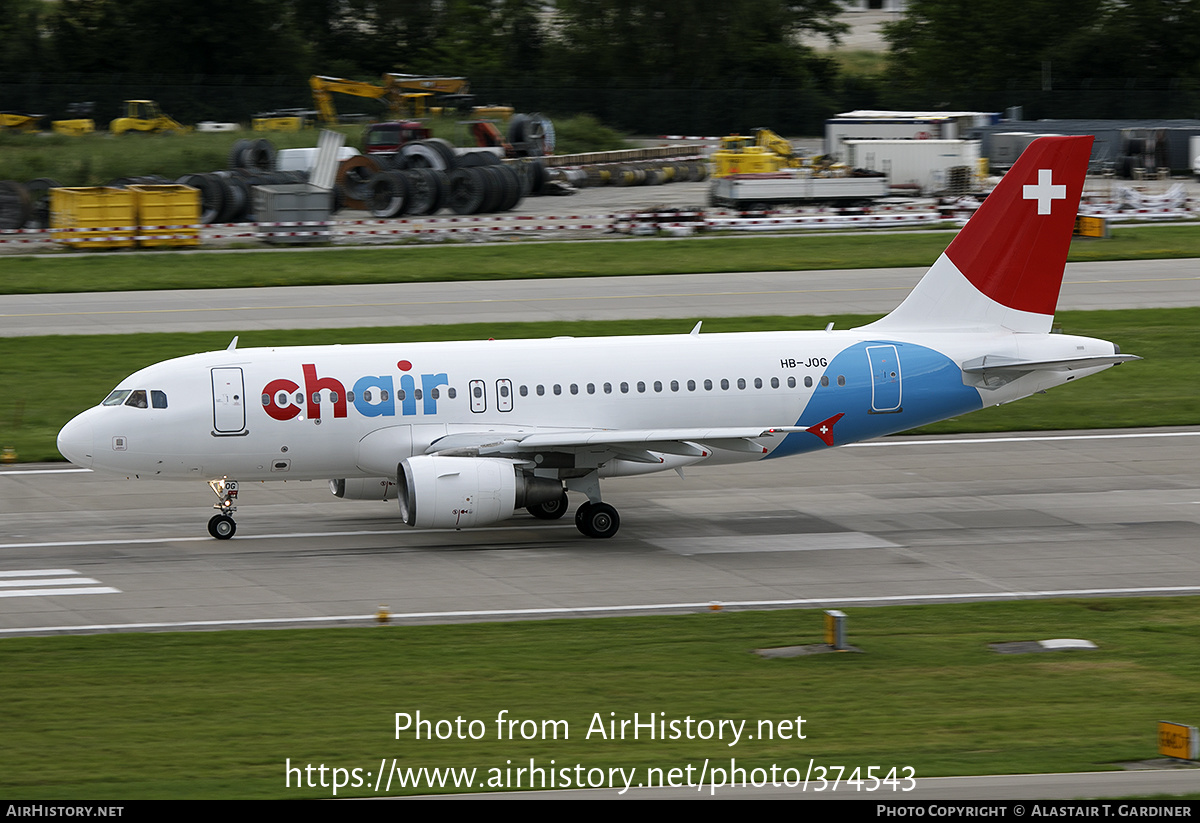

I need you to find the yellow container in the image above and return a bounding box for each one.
[50,187,137,249]
[130,184,200,248]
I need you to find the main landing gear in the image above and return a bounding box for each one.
[527,487,620,538]
[575,501,620,539]
[527,491,570,520]
[207,478,239,540]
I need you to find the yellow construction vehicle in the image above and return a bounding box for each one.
[0,111,44,132]
[110,100,189,135]
[52,102,96,136]
[311,74,478,125]
[711,134,783,177]
[711,127,814,177]
[252,108,317,132]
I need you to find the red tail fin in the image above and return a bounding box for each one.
[864,135,1094,334]
[946,135,1092,317]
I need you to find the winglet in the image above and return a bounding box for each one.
[862,135,1094,334]
[805,413,844,447]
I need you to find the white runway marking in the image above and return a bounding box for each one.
[0,568,120,598]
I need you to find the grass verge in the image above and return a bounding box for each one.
[2,598,1198,798]
[2,226,1199,294]
[0,308,1191,463]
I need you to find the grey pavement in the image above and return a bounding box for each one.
[2,258,1196,337]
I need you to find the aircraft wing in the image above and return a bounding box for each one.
[425,426,808,461]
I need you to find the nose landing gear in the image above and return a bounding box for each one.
[207,478,239,540]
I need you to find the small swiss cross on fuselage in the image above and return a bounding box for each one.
[1022,169,1067,214]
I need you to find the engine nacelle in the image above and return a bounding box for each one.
[329,477,398,501]
[397,455,562,529]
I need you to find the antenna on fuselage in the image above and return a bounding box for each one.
[227,336,239,351]
[690,321,702,336]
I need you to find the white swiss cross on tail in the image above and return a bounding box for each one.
[1023,169,1067,214]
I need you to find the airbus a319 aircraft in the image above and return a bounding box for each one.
[58,135,1137,540]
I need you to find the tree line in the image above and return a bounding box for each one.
[4,0,1200,133]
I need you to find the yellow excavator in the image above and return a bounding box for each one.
[310,74,484,125]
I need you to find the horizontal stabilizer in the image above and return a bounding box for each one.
[962,354,1141,374]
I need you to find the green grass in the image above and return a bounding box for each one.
[0,308,1188,463]
[0,128,364,188]
[3,226,1200,294]
[2,598,1198,798]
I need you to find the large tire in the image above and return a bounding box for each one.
[528,492,569,520]
[491,164,523,212]
[401,140,454,171]
[22,178,60,229]
[227,138,251,169]
[176,173,225,224]
[446,167,487,215]
[212,171,248,223]
[477,166,509,214]
[423,138,458,169]
[337,155,382,209]
[248,138,277,172]
[0,181,31,230]
[403,168,445,216]
[368,170,409,218]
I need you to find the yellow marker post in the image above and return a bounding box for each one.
[824,609,847,650]
[1157,721,1198,761]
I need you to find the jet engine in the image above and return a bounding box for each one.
[397,455,563,529]
[329,477,398,501]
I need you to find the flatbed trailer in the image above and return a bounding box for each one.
[709,171,888,209]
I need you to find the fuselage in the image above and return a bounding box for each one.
[57,326,1120,483]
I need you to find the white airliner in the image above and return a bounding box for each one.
[57,135,1136,540]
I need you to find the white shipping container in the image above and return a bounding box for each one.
[843,139,981,194]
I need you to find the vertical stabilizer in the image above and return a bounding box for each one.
[863,135,1093,334]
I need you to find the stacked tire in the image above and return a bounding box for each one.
[360,142,540,219]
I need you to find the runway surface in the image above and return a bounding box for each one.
[2,258,1198,337]
[3,428,1197,637]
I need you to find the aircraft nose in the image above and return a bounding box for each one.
[57,414,94,468]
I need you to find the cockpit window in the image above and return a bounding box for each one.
[102,390,131,406]
[151,390,168,409]
[125,389,148,409]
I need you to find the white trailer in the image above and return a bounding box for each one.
[843,139,982,195]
